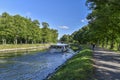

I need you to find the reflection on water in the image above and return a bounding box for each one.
[0,50,75,80]
[0,50,45,59]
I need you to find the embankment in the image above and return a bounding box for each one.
[48,48,94,80]
[0,44,50,53]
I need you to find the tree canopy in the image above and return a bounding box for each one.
[60,0,120,50]
[0,12,58,44]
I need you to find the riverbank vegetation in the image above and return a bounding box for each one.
[70,44,81,52]
[49,48,93,80]
[0,44,50,50]
[0,44,50,54]
[60,0,120,51]
[0,12,58,44]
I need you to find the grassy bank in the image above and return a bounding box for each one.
[49,48,93,80]
[0,44,50,50]
[70,44,81,51]
[70,44,91,51]
[0,44,51,53]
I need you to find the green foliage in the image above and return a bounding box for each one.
[0,12,58,44]
[70,44,81,51]
[49,49,93,80]
[61,0,120,50]
[85,0,120,49]
[60,34,73,43]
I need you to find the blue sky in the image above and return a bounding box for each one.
[0,0,90,39]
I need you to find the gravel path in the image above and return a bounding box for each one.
[93,48,120,80]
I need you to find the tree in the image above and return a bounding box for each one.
[0,12,58,44]
[60,34,72,43]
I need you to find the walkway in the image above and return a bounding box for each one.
[93,48,120,80]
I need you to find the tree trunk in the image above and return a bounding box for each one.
[2,39,4,44]
[14,38,17,44]
[32,41,34,44]
[110,37,114,49]
[25,40,28,44]
[20,41,22,44]
[102,43,104,48]
[2,38,6,44]
[5,39,6,44]
[97,39,100,46]
[117,43,120,51]
[102,39,105,48]
[105,38,108,48]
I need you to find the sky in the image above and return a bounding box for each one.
[0,0,90,39]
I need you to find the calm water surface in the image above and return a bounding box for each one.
[0,50,74,80]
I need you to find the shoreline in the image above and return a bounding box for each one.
[0,44,50,53]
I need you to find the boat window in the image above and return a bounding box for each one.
[50,46,63,49]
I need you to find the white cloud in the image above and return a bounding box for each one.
[59,26,69,29]
[81,19,87,23]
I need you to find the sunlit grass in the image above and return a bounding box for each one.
[49,49,94,80]
[70,44,81,51]
[0,44,50,58]
[0,44,50,50]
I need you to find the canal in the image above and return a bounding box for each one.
[0,50,75,80]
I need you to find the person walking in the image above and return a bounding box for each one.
[92,43,95,50]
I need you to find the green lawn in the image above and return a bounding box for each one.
[49,48,94,80]
[0,44,50,50]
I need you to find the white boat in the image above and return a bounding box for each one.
[49,44,69,53]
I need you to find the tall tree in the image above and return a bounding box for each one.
[0,12,58,44]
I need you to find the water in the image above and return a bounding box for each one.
[0,50,75,80]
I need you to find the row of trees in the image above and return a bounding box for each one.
[60,0,120,50]
[0,12,58,44]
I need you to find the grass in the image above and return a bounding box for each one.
[70,44,81,51]
[49,48,94,80]
[0,44,50,50]
[70,44,91,51]
[0,44,51,58]
[0,44,51,54]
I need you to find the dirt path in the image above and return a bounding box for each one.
[93,47,120,80]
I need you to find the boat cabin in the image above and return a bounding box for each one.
[49,44,69,53]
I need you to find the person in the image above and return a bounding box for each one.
[92,43,95,50]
